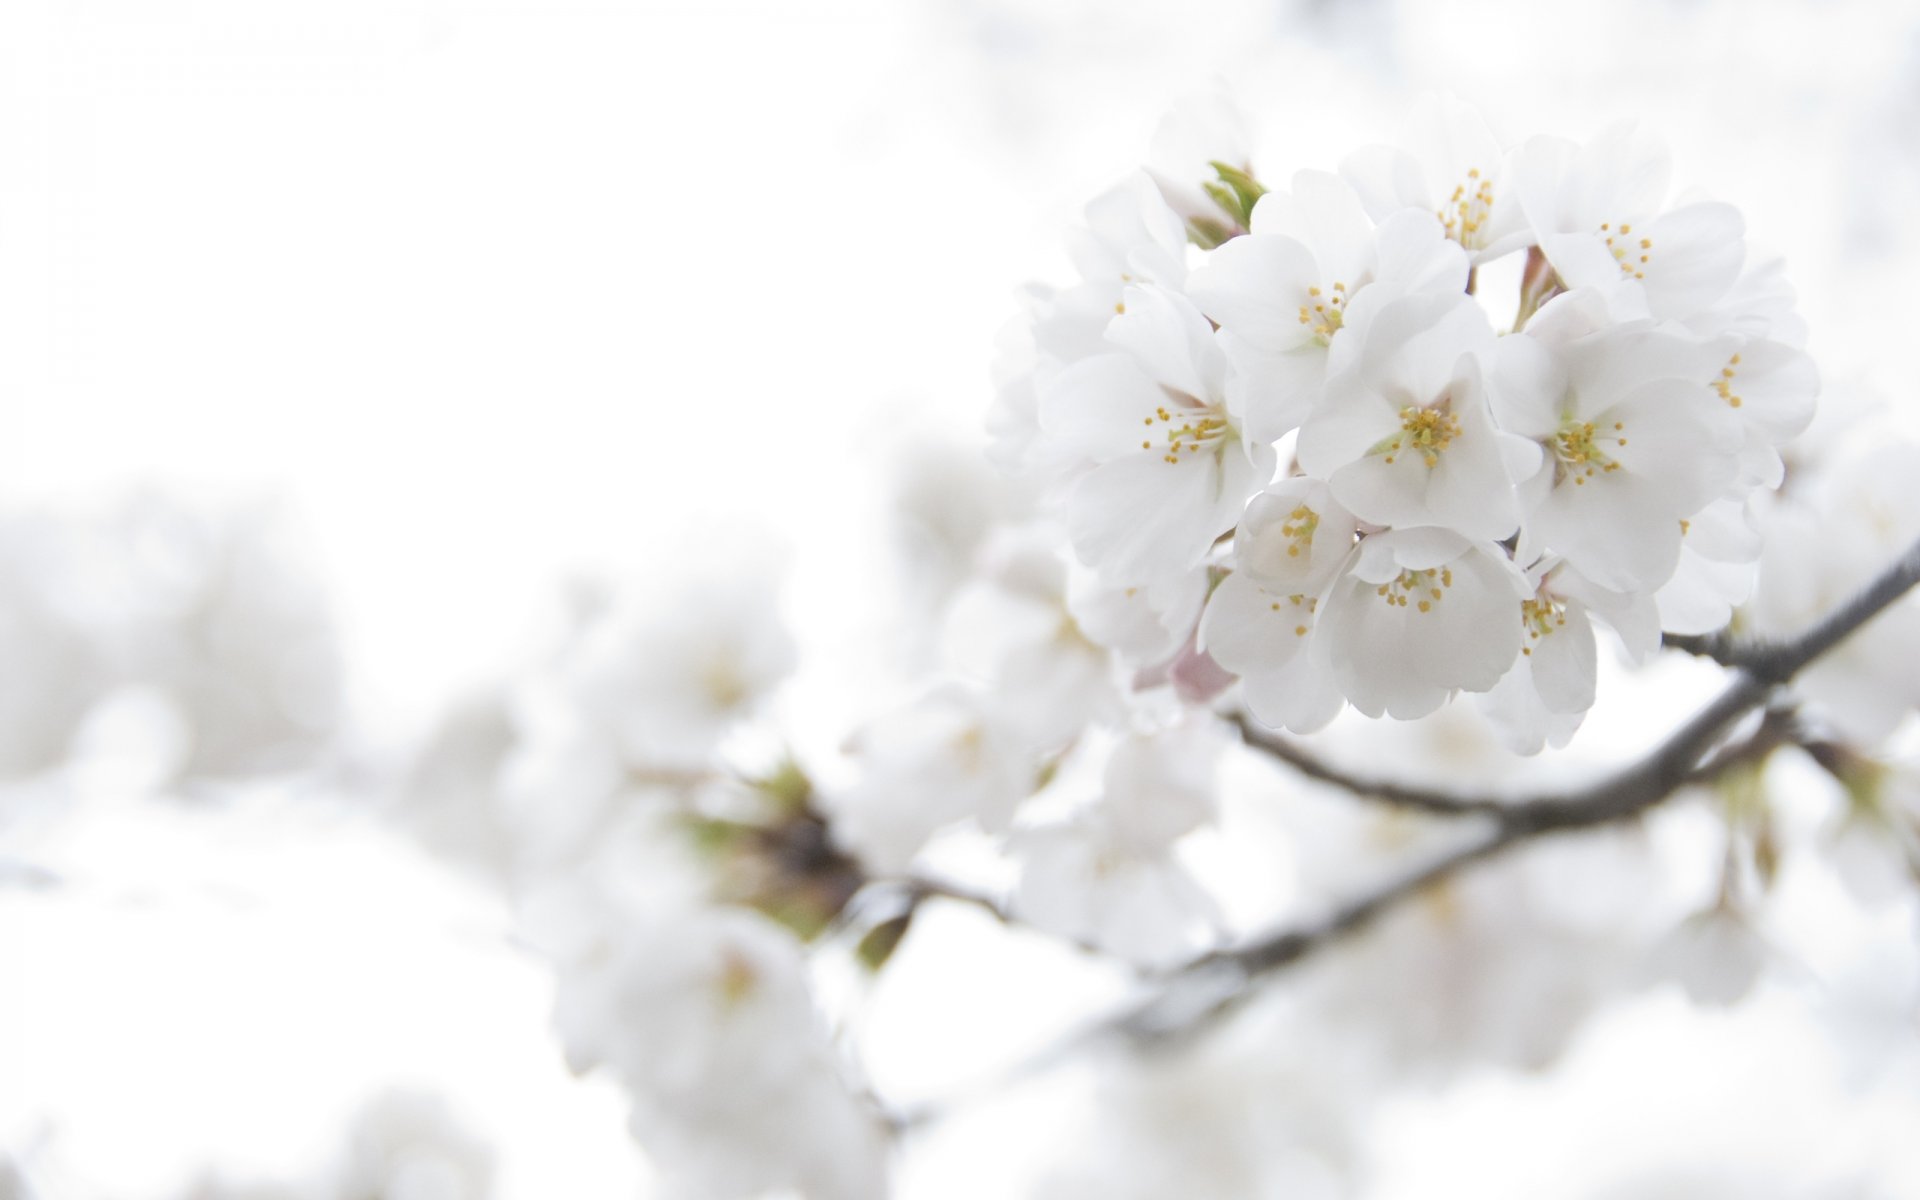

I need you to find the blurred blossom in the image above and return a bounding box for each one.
[1009,724,1228,965]
[536,876,886,1200]
[179,1089,495,1200]
[1291,828,1683,1077]
[1747,435,1920,743]
[1645,904,1771,1007]
[1036,999,1372,1199]
[337,1090,496,1200]
[0,491,339,784]
[550,568,797,775]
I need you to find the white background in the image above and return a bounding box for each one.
[5,0,1920,1195]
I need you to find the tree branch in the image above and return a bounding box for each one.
[1660,629,1739,664]
[903,536,1920,1126]
[1228,713,1514,817]
[1660,544,1920,676]
[1122,532,1920,1038]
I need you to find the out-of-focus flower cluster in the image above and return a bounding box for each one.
[399,561,889,1200]
[0,489,339,793]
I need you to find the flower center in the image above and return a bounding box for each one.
[1279,505,1319,558]
[1600,221,1650,281]
[1379,399,1462,468]
[1140,392,1233,465]
[1296,281,1350,343]
[1265,590,1317,637]
[1374,566,1454,614]
[1519,593,1568,656]
[1438,168,1496,249]
[1551,418,1628,486]
[1713,353,1744,408]
[716,948,760,1009]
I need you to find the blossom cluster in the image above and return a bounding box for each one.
[398,562,889,1200]
[993,95,1818,752]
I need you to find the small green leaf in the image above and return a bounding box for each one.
[1208,160,1267,219]
[1187,217,1235,250]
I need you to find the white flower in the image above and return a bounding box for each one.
[1294,829,1669,1075]
[1475,561,1650,755]
[1341,92,1533,262]
[1816,758,1920,909]
[546,897,885,1200]
[1515,121,1746,320]
[1653,496,1762,636]
[1039,173,1192,369]
[988,174,1192,479]
[1188,172,1468,442]
[1101,722,1224,850]
[1296,290,1532,541]
[1316,528,1529,720]
[1065,561,1209,669]
[941,527,1116,747]
[1010,817,1221,966]
[558,568,796,774]
[1646,904,1770,1007]
[1039,284,1271,585]
[1498,293,1742,591]
[1198,483,1354,734]
[339,1090,496,1200]
[1008,725,1226,966]
[1745,440,1920,743]
[827,684,1037,872]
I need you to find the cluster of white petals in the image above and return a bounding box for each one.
[397,562,887,1200]
[993,94,1820,753]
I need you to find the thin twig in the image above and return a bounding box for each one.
[1228,713,1513,817]
[1661,629,1739,665]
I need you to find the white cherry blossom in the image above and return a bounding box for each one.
[942,527,1117,748]
[1341,92,1533,263]
[557,568,797,774]
[1745,440,1920,743]
[1654,496,1763,635]
[988,173,1192,477]
[1039,283,1272,585]
[1198,482,1355,734]
[1296,289,1532,541]
[1476,560,1651,754]
[1646,904,1770,1007]
[827,684,1039,872]
[1497,294,1741,591]
[1316,528,1529,720]
[1065,561,1209,669]
[1010,725,1226,966]
[1188,172,1468,442]
[1514,120,1746,321]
